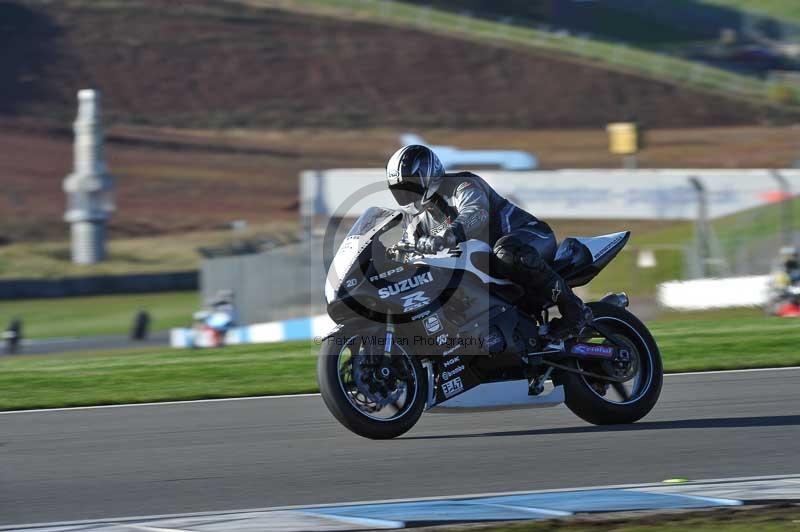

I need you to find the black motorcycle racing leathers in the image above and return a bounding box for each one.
[401,172,588,335]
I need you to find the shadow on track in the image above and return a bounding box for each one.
[403,415,800,440]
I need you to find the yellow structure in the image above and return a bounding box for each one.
[606,122,640,155]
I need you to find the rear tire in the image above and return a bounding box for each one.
[317,330,427,439]
[558,302,663,425]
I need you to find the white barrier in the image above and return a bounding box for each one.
[657,275,771,310]
[171,314,335,348]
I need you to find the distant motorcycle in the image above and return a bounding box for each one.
[318,207,662,439]
[767,274,800,317]
[191,291,237,348]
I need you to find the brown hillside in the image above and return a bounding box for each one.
[1,0,795,129]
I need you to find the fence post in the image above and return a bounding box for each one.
[770,170,794,246]
[689,177,710,277]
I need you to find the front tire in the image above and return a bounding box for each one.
[317,330,427,439]
[558,302,663,425]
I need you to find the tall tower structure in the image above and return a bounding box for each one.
[63,89,115,264]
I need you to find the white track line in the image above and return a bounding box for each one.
[5,474,798,531]
[1,366,798,415]
[0,393,321,415]
[665,366,800,376]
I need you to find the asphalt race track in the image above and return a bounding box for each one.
[2,368,799,527]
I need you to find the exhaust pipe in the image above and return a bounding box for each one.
[600,292,629,308]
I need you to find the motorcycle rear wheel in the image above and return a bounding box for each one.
[557,302,663,425]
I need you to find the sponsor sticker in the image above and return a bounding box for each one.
[570,343,615,358]
[463,209,489,230]
[412,310,431,321]
[436,334,449,346]
[441,377,464,398]
[369,266,404,282]
[378,272,434,299]
[443,355,461,368]
[443,344,462,356]
[401,291,431,312]
[431,217,453,236]
[423,314,442,335]
[441,365,465,381]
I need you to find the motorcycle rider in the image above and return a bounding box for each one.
[386,144,591,339]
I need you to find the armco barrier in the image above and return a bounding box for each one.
[171,314,335,348]
[0,271,198,300]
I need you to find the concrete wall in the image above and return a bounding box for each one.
[201,239,326,325]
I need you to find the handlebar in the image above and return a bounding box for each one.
[388,239,454,261]
[386,241,418,263]
[392,241,418,253]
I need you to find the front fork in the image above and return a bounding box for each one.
[383,323,395,355]
[382,320,439,410]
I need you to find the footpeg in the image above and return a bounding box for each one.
[528,366,553,396]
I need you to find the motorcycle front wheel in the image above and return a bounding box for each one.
[317,330,427,439]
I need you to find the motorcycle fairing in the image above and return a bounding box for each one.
[430,379,565,412]
[553,231,630,287]
[325,208,402,305]
[432,352,482,404]
[413,240,513,286]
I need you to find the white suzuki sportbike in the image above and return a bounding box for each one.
[318,207,662,439]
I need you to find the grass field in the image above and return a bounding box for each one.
[1,308,796,411]
[256,0,799,106]
[0,221,299,280]
[702,0,800,23]
[0,291,198,339]
[582,196,800,298]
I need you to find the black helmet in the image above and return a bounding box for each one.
[386,144,445,213]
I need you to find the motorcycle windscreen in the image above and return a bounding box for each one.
[325,207,402,304]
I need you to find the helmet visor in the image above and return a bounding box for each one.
[388,175,424,207]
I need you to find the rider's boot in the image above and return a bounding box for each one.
[544,276,593,341]
[493,235,592,341]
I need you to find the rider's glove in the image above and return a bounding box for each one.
[416,228,457,254]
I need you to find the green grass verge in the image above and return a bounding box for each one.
[701,0,800,24]
[1,308,797,411]
[0,342,318,411]
[253,0,800,106]
[586,196,800,298]
[0,291,198,339]
[649,307,800,372]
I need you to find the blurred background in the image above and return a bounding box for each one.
[2,0,800,409]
